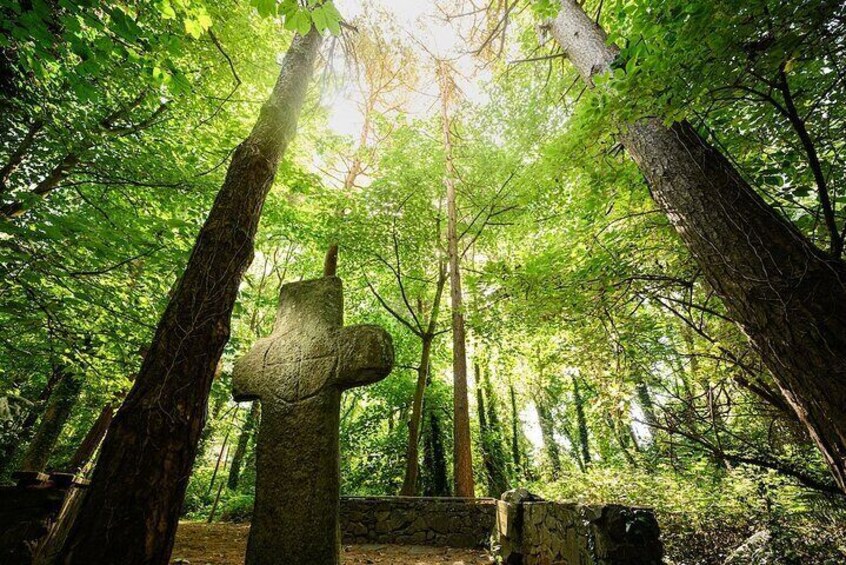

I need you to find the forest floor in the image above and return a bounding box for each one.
[172,522,493,564]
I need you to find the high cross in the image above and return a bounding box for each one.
[233,276,393,565]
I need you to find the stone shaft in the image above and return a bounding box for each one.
[232,276,393,565]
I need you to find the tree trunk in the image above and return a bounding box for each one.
[509,383,521,474]
[552,0,846,492]
[0,366,65,476]
[400,335,433,496]
[476,365,509,497]
[66,404,114,474]
[400,265,446,496]
[635,381,657,430]
[558,420,586,472]
[422,408,450,497]
[438,60,475,498]
[55,30,322,565]
[66,375,135,474]
[572,375,591,468]
[206,426,231,498]
[196,364,227,462]
[476,367,494,493]
[20,372,82,473]
[535,396,562,478]
[227,401,259,491]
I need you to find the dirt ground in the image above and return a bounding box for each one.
[172,522,493,565]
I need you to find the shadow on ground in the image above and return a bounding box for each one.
[172,522,493,565]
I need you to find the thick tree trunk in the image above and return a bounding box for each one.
[438,60,475,498]
[19,373,82,472]
[227,402,259,491]
[55,30,322,564]
[552,0,846,492]
[400,335,433,496]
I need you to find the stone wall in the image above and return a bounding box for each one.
[340,496,496,548]
[1,484,661,563]
[496,491,663,565]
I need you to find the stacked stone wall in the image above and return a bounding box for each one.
[340,496,496,548]
[496,491,663,565]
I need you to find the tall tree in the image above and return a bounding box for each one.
[550,0,846,493]
[572,375,591,469]
[476,363,510,496]
[438,59,475,498]
[422,407,450,497]
[535,392,562,479]
[397,265,447,495]
[227,402,260,491]
[19,371,82,472]
[0,366,66,476]
[509,382,522,476]
[54,28,324,564]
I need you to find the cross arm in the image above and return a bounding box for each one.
[334,325,394,390]
[232,336,274,401]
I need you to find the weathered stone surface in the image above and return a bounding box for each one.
[496,492,663,565]
[339,497,496,548]
[232,276,394,565]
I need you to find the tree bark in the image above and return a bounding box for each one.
[399,335,433,496]
[438,60,475,498]
[66,375,135,474]
[399,264,446,496]
[66,404,113,474]
[509,382,521,474]
[552,0,846,493]
[476,364,509,496]
[422,408,450,496]
[572,375,591,469]
[20,372,82,473]
[0,366,65,476]
[55,30,322,564]
[535,396,562,478]
[227,402,259,491]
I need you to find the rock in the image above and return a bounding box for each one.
[725,530,774,565]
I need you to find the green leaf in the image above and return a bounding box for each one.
[311,6,328,32]
[285,9,312,35]
[184,18,202,39]
[252,0,277,18]
[157,0,176,20]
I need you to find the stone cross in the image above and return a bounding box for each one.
[232,276,393,565]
